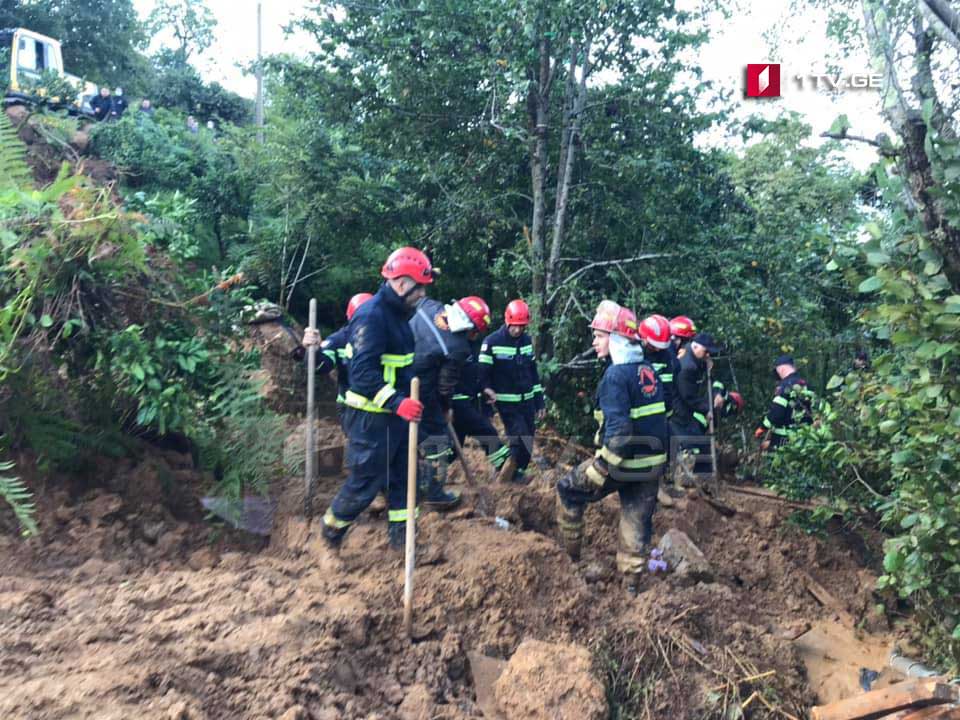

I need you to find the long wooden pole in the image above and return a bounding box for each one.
[403,377,420,639]
[706,362,719,494]
[304,298,317,517]
[447,418,476,487]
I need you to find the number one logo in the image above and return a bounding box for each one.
[747,63,781,98]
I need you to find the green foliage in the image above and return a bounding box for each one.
[146,0,217,62]
[15,68,79,109]
[0,453,37,537]
[99,324,211,435]
[0,109,31,190]
[128,190,201,262]
[194,369,288,504]
[148,49,252,125]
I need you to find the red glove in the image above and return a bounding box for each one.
[397,398,423,422]
[754,427,766,438]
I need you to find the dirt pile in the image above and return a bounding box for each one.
[0,434,901,719]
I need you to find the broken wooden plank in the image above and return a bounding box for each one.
[801,571,856,627]
[810,678,960,720]
[723,484,822,510]
[880,706,960,720]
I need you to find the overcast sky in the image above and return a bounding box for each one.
[132,0,888,169]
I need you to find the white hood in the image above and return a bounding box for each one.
[609,333,645,365]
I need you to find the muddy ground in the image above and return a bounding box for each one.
[0,424,900,720]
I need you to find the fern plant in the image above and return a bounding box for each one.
[0,110,31,190]
[0,456,38,537]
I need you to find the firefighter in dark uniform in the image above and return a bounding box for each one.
[669,315,697,359]
[670,332,725,488]
[451,309,510,473]
[638,314,681,506]
[556,301,669,596]
[306,292,373,429]
[757,355,812,449]
[307,247,431,552]
[479,299,545,484]
[409,294,492,510]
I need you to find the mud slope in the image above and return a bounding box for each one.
[0,438,893,720]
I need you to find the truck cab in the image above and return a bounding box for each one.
[0,28,97,114]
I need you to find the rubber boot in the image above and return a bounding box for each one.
[321,522,347,550]
[387,521,406,552]
[556,495,584,562]
[497,455,518,484]
[422,461,462,511]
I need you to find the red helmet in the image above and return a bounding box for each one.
[670,315,697,339]
[729,391,745,413]
[639,314,671,349]
[345,292,374,321]
[381,247,434,284]
[504,299,530,326]
[457,296,492,334]
[590,300,639,339]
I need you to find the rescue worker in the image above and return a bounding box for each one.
[556,301,669,596]
[669,315,697,359]
[711,378,745,419]
[756,355,812,450]
[638,314,681,506]
[451,310,510,473]
[304,292,373,428]
[670,332,725,488]
[479,299,546,484]
[409,294,493,510]
[310,247,431,551]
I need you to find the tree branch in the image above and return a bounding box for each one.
[547,253,675,306]
[820,131,900,156]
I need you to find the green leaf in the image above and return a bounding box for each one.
[858,276,884,293]
[901,513,920,528]
[130,363,145,381]
[39,314,53,328]
[826,374,844,390]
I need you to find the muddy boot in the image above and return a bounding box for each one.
[497,455,518,484]
[321,523,346,550]
[387,522,407,552]
[556,494,584,562]
[422,462,461,511]
[657,486,675,507]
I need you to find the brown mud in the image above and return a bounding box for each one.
[0,424,903,720]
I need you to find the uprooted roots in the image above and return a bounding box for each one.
[595,626,806,720]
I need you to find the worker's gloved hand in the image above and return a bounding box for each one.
[754,427,765,439]
[397,398,424,422]
[482,388,497,405]
[713,393,725,410]
[302,328,321,348]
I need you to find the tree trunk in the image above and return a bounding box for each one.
[528,32,551,348]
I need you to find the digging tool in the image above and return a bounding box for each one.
[446,415,476,487]
[304,298,318,518]
[706,361,720,496]
[403,377,421,639]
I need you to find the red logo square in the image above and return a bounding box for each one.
[746,64,780,97]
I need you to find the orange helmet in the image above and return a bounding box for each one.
[669,315,697,339]
[381,247,434,284]
[457,296,492,334]
[504,299,530,326]
[590,301,639,340]
[639,314,671,349]
[345,292,374,321]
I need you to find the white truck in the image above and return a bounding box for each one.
[0,27,98,115]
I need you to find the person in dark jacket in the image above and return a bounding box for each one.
[110,88,127,120]
[304,247,431,552]
[452,336,510,473]
[556,301,668,596]
[90,87,112,122]
[409,294,491,510]
[638,313,681,507]
[479,299,545,484]
[670,332,724,488]
[757,355,812,449]
[303,293,373,429]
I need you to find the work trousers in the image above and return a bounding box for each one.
[452,398,509,469]
[498,403,536,478]
[323,408,412,534]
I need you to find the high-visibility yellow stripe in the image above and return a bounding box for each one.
[599,445,624,467]
[497,393,524,402]
[693,412,707,427]
[478,354,494,364]
[520,345,534,355]
[372,384,396,407]
[659,374,673,382]
[323,508,352,529]
[344,390,391,413]
[773,396,789,407]
[620,453,668,469]
[630,402,666,419]
[388,507,420,522]
[491,346,517,357]
[322,349,337,363]
[452,394,470,401]
[586,463,606,485]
